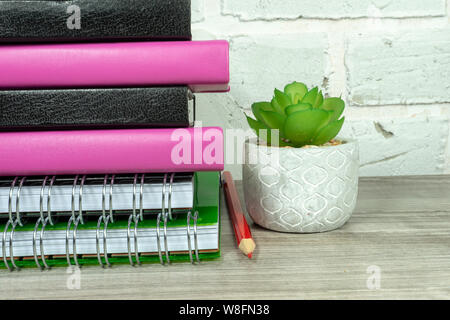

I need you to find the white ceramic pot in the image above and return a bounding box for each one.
[243,138,359,233]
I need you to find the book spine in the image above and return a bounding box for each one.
[0,87,192,130]
[0,127,224,175]
[0,41,230,93]
[0,0,191,43]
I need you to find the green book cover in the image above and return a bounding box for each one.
[0,171,221,269]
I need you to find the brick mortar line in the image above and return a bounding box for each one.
[219,12,448,23]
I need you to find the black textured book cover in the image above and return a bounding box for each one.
[0,0,191,43]
[0,87,192,130]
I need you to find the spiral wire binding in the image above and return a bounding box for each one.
[168,173,174,221]
[156,175,166,264]
[39,217,50,269]
[65,175,78,267]
[65,215,74,267]
[2,218,21,271]
[2,173,202,270]
[156,173,176,265]
[4,177,27,270]
[72,215,83,268]
[78,175,86,225]
[102,175,108,221]
[8,177,18,223]
[32,178,53,270]
[156,212,164,265]
[2,178,18,270]
[186,211,200,264]
[139,174,145,221]
[95,174,116,267]
[71,175,79,220]
[66,175,87,268]
[165,173,176,260]
[96,175,112,268]
[33,218,45,270]
[126,174,142,266]
[40,176,49,220]
[109,175,115,223]
[9,177,28,270]
[127,215,140,266]
[30,175,57,270]
[46,176,56,226]
[15,177,26,227]
[72,175,87,268]
[97,215,112,268]
[2,219,14,271]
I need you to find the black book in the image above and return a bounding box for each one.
[0,87,194,130]
[0,0,191,43]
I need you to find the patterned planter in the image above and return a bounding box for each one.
[243,138,359,233]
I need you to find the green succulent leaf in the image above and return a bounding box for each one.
[294,93,305,105]
[284,82,308,104]
[246,115,289,147]
[285,103,311,116]
[246,115,267,131]
[259,110,286,135]
[270,97,283,115]
[251,102,273,123]
[247,81,346,148]
[302,87,319,106]
[273,89,291,115]
[313,90,324,108]
[284,109,330,147]
[246,115,270,142]
[316,110,333,132]
[312,117,345,145]
[320,97,345,122]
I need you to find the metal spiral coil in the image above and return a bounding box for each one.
[1,173,201,270]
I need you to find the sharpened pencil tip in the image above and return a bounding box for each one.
[239,239,256,256]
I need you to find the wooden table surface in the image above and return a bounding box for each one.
[0,176,449,300]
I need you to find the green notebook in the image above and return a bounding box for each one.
[0,171,221,269]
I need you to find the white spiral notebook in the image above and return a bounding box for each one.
[0,172,221,270]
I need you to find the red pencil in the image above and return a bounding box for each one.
[223,171,256,259]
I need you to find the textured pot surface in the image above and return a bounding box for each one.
[243,138,359,233]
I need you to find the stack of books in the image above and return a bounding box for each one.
[0,0,228,270]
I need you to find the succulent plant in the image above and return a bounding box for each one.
[246,81,345,148]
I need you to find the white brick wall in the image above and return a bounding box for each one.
[230,34,329,108]
[340,118,448,176]
[222,0,447,20]
[192,0,450,178]
[191,0,205,22]
[347,29,450,106]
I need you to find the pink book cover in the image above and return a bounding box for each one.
[0,41,229,93]
[0,127,224,176]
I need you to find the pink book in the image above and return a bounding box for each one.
[0,128,224,176]
[0,41,229,93]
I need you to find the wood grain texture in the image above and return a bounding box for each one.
[0,176,449,300]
